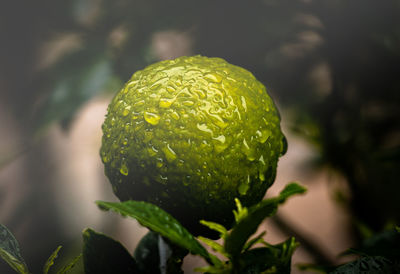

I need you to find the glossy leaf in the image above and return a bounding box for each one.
[96,200,211,262]
[0,224,29,274]
[82,228,139,274]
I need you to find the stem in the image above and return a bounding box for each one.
[158,235,172,274]
[272,215,336,266]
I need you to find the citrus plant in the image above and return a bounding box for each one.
[100,55,287,237]
[1,55,399,273]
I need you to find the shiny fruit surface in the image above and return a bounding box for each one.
[100,56,286,237]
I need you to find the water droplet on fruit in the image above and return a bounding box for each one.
[205,73,222,83]
[120,164,129,176]
[122,106,131,116]
[144,112,161,125]
[197,123,213,135]
[259,155,266,165]
[213,135,226,143]
[238,183,249,195]
[258,129,271,143]
[159,98,175,108]
[259,171,265,181]
[241,96,247,112]
[102,155,109,163]
[163,144,177,162]
[171,111,180,120]
[166,85,175,93]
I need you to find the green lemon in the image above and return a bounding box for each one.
[100,56,286,237]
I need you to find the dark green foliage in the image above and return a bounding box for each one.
[0,224,81,274]
[300,227,400,273]
[240,238,298,274]
[96,183,305,273]
[330,256,399,274]
[225,183,306,258]
[344,228,400,260]
[96,200,211,262]
[133,231,160,274]
[82,228,139,274]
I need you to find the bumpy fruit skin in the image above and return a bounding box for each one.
[100,56,286,237]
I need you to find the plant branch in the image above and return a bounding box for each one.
[271,214,336,266]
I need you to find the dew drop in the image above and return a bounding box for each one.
[242,138,250,150]
[166,86,175,93]
[259,155,266,165]
[163,144,177,162]
[205,73,222,83]
[258,129,272,143]
[259,171,265,181]
[182,100,194,106]
[197,123,213,135]
[193,89,206,99]
[156,158,164,168]
[238,182,249,195]
[120,164,129,176]
[159,98,175,108]
[213,135,226,143]
[144,112,161,125]
[241,96,247,112]
[171,111,180,120]
[102,155,109,163]
[122,106,131,116]
[134,100,145,107]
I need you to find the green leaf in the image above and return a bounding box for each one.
[330,256,400,274]
[198,237,228,258]
[224,183,305,257]
[0,224,29,274]
[199,220,228,239]
[240,237,298,273]
[243,231,266,252]
[56,254,82,274]
[96,200,211,262]
[82,228,139,274]
[265,237,299,273]
[134,231,188,274]
[233,198,248,223]
[240,247,276,273]
[36,50,114,131]
[134,231,160,274]
[43,246,62,274]
[277,182,307,203]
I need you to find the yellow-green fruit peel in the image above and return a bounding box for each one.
[100,56,286,237]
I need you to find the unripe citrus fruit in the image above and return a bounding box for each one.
[100,56,286,237]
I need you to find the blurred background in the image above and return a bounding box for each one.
[1,0,399,273]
